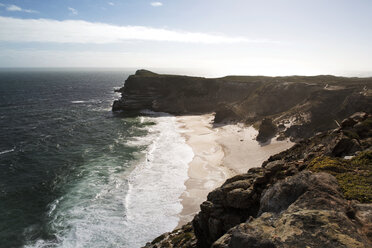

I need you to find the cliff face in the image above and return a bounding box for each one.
[145,113,372,248]
[113,70,372,140]
[113,70,372,247]
[113,70,261,115]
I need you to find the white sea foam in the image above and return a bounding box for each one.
[0,148,15,155]
[71,100,101,104]
[25,155,132,248]
[123,114,194,247]
[25,114,194,248]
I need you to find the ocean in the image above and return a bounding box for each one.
[0,70,193,248]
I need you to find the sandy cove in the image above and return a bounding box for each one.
[176,114,294,227]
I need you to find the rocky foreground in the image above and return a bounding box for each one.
[113,70,372,247]
[145,112,372,248]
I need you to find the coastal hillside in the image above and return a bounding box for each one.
[144,112,372,248]
[113,71,372,247]
[113,70,372,141]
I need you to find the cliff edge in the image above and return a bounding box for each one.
[113,70,372,141]
[112,70,372,247]
[145,113,372,248]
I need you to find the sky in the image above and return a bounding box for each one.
[0,0,371,76]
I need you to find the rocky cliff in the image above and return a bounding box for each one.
[113,70,372,141]
[113,70,372,247]
[145,112,372,248]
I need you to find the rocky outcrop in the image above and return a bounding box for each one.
[144,223,197,248]
[256,118,277,143]
[113,70,262,116]
[145,113,372,248]
[114,70,372,141]
[213,172,371,248]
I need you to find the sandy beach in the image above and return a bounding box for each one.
[176,114,293,227]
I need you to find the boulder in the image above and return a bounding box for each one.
[256,118,278,143]
[212,172,372,248]
[332,137,361,157]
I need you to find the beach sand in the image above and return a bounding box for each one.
[176,114,294,227]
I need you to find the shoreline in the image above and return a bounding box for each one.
[176,114,294,227]
[176,114,231,227]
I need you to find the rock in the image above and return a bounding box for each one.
[135,69,159,76]
[350,112,369,122]
[259,172,347,215]
[143,223,197,248]
[354,115,372,139]
[341,117,357,128]
[256,118,278,143]
[258,172,312,215]
[354,203,372,239]
[147,112,372,248]
[113,71,372,140]
[193,169,265,248]
[212,222,276,248]
[226,188,254,209]
[262,160,284,171]
[277,123,286,131]
[218,210,371,248]
[276,133,287,141]
[212,172,371,248]
[112,100,122,111]
[332,137,361,157]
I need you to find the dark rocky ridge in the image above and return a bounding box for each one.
[113,70,372,140]
[145,113,372,248]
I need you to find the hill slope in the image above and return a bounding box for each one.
[113,70,372,141]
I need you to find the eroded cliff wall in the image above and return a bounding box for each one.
[113,70,372,140]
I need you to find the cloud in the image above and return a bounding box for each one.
[108,2,115,6]
[68,7,78,15]
[150,2,163,7]
[6,5,22,11]
[3,4,38,13]
[0,16,275,44]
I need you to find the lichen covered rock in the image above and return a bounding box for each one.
[143,223,197,248]
[308,151,372,203]
[212,172,371,248]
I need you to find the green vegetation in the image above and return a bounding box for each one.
[151,234,166,244]
[308,151,372,203]
[170,231,193,246]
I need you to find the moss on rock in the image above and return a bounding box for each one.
[170,231,193,246]
[307,151,372,203]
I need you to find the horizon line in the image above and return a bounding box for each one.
[0,67,372,78]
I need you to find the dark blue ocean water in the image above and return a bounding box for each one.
[0,70,193,248]
[0,70,139,247]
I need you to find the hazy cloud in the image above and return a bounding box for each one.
[150,2,163,7]
[3,4,37,13]
[108,2,115,6]
[6,5,22,11]
[68,7,78,15]
[0,16,274,44]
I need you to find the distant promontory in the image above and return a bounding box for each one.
[113,70,372,142]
